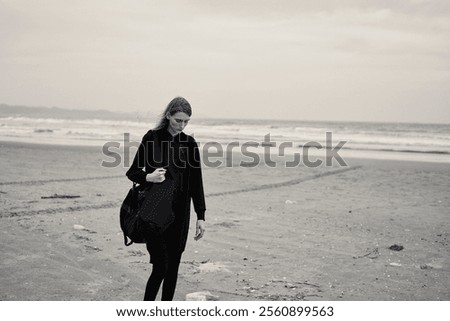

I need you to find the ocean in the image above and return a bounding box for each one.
[1,115,449,163]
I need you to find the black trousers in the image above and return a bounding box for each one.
[143,226,183,301]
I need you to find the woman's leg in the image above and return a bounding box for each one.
[161,250,183,301]
[143,259,167,300]
[144,233,169,301]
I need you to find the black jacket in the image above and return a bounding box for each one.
[126,128,206,252]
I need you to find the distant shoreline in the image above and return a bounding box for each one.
[2,103,450,126]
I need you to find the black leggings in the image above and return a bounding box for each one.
[144,231,183,301]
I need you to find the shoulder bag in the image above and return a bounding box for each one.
[120,132,176,246]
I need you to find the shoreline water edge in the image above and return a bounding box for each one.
[1,115,450,163]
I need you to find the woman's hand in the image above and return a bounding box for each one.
[146,168,166,183]
[194,219,205,241]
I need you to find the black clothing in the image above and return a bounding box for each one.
[126,128,206,300]
[144,231,183,301]
[126,128,206,252]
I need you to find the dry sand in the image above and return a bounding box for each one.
[0,141,449,300]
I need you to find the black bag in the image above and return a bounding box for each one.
[120,132,176,246]
[120,182,147,246]
[138,176,175,233]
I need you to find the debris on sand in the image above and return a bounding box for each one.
[41,194,80,199]
[72,234,91,242]
[388,244,404,251]
[420,262,442,270]
[73,224,86,230]
[213,221,237,228]
[389,262,402,267]
[128,250,146,257]
[84,245,102,252]
[353,248,379,259]
[185,291,219,301]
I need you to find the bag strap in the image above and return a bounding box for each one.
[124,183,137,246]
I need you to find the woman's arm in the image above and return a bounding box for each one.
[126,131,152,185]
[189,138,206,220]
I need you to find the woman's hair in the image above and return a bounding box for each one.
[154,96,192,130]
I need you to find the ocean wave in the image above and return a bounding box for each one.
[325,146,450,156]
[34,129,54,133]
[1,116,449,157]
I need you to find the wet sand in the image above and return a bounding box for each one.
[0,140,449,300]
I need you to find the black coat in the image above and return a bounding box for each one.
[126,128,206,252]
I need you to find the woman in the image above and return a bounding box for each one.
[126,97,206,301]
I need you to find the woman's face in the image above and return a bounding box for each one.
[167,112,190,135]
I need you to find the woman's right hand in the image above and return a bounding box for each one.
[146,168,166,183]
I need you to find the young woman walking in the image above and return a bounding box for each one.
[126,97,206,300]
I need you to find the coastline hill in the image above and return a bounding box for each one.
[0,104,154,122]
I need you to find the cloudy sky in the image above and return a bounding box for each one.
[1,0,449,123]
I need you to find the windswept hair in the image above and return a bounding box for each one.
[153,97,192,130]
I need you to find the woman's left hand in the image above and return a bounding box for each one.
[194,219,205,241]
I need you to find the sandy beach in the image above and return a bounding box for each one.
[0,140,449,301]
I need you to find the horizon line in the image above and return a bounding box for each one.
[1,102,449,126]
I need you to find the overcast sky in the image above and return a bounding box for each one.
[1,0,449,123]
